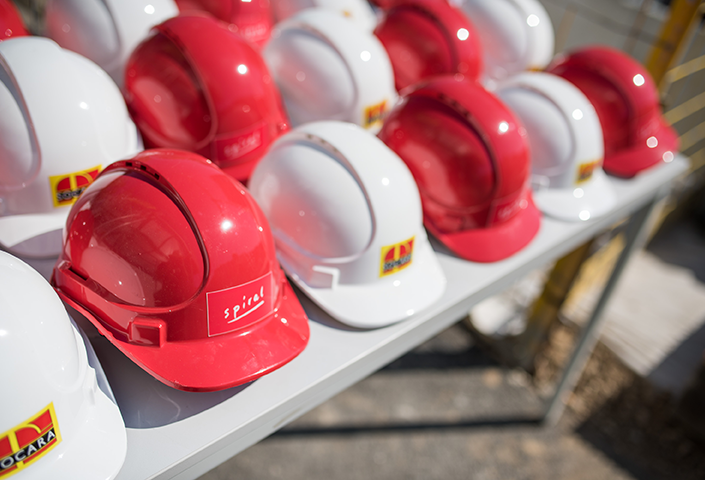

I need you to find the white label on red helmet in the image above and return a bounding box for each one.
[206,272,274,336]
[575,159,602,185]
[49,165,102,208]
[380,236,415,277]
[0,403,61,477]
[212,124,266,165]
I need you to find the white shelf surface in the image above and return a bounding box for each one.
[72,157,688,480]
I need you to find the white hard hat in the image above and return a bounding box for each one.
[0,37,142,257]
[496,71,616,222]
[0,251,127,479]
[271,0,378,32]
[453,0,554,89]
[44,0,179,87]
[263,9,397,133]
[249,121,446,328]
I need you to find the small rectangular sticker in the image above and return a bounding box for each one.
[206,272,274,336]
[364,100,388,130]
[212,124,266,165]
[49,165,101,208]
[576,159,602,184]
[380,236,415,277]
[0,403,61,478]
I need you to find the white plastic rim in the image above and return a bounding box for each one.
[250,121,446,328]
[533,168,616,222]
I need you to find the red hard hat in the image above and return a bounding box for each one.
[374,0,483,91]
[0,0,28,40]
[378,76,540,262]
[174,0,273,49]
[124,13,289,182]
[51,149,309,392]
[547,45,679,178]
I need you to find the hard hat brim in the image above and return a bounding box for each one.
[427,193,542,263]
[0,210,67,255]
[603,119,679,178]
[290,237,446,329]
[57,281,310,392]
[534,168,617,222]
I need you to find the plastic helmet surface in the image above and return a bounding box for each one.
[0,250,127,480]
[271,0,378,32]
[44,0,178,87]
[0,37,142,258]
[175,0,273,49]
[547,45,678,178]
[378,75,540,262]
[453,0,554,89]
[374,0,483,91]
[51,149,309,392]
[250,121,446,328]
[125,13,289,182]
[263,8,397,133]
[497,71,616,222]
[0,0,28,40]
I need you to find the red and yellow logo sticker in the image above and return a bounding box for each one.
[0,403,61,478]
[49,165,101,208]
[576,159,601,185]
[364,100,388,130]
[380,236,414,277]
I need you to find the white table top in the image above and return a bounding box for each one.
[53,156,690,480]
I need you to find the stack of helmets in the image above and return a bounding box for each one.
[374,0,483,91]
[263,8,397,133]
[249,121,446,328]
[174,0,274,49]
[0,250,127,480]
[51,149,310,391]
[496,71,616,222]
[452,0,554,90]
[0,0,28,40]
[271,0,378,33]
[378,75,541,262]
[44,0,179,88]
[124,13,289,182]
[0,37,142,258]
[547,46,679,178]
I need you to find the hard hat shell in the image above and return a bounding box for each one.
[51,149,310,392]
[0,37,142,258]
[378,75,540,263]
[374,0,483,91]
[44,0,178,88]
[125,13,289,182]
[0,0,28,40]
[271,0,378,33]
[0,251,126,480]
[497,71,616,222]
[453,0,554,89]
[174,0,273,49]
[249,121,446,328]
[263,8,397,133]
[547,46,679,178]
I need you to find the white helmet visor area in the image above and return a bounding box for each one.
[250,121,445,328]
[459,0,554,87]
[264,9,397,133]
[0,251,126,480]
[497,72,615,222]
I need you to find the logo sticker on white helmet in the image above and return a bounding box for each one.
[380,236,415,277]
[0,403,61,478]
[364,100,388,130]
[576,159,602,184]
[49,166,102,208]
